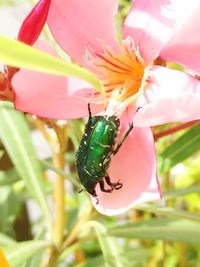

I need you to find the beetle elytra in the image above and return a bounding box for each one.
[76,104,134,202]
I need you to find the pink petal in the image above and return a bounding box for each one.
[134,66,200,127]
[18,0,51,45]
[160,2,200,74]
[123,0,192,64]
[47,0,119,66]
[92,127,162,216]
[13,40,102,119]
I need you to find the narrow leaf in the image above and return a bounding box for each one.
[136,204,200,222]
[109,219,200,244]
[41,160,81,189]
[0,233,16,246]
[0,102,52,231]
[75,256,104,267]
[23,228,46,267]
[0,36,103,93]
[164,184,200,200]
[160,123,200,171]
[3,240,51,267]
[0,169,19,186]
[87,222,129,267]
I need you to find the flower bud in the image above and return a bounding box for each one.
[18,0,51,45]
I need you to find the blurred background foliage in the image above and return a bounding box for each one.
[0,0,200,266]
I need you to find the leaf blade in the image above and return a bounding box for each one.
[0,102,52,231]
[0,36,104,93]
[164,184,200,200]
[86,222,129,267]
[160,123,200,171]
[135,204,200,222]
[109,219,200,244]
[0,233,16,246]
[3,240,51,267]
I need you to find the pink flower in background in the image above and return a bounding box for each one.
[12,0,200,215]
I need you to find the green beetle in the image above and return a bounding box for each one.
[76,104,133,201]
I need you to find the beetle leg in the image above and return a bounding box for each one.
[88,103,92,118]
[113,107,142,155]
[99,180,113,193]
[90,189,97,197]
[113,123,133,155]
[105,176,123,190]
[90,189,99,204]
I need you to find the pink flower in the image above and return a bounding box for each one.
[12,0,200,215]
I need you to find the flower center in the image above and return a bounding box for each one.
[86,37,145,117]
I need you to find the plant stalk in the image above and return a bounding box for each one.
[154,120,199,141]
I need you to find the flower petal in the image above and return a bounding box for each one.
[123,0,193,64]
[13,40,102,119]
[18,0,51,45]
[160,2,200,74]
[47,0,119,66]
[92,127,162,216]
[134,66,200,127]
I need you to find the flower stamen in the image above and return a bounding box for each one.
[85,37,146,117]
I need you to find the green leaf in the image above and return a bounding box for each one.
[109,219,200,244]
[136,204,200,222]
[75,256,104,267]
[22,251,42,267]
[3,240,51,267]
[22,229,46,267]
[74,249,150,267]
[0,186,23,236]
[0,232,16,246]
[160,123,200,171]
[86,221,129,267]
[0,36,104,93]
[0,102,52,231]
[41,160,81,189]
[164,184,200,200]
[0,169,19,186]
[58,243,83,264]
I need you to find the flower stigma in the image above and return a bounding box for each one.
[85,37,146,117]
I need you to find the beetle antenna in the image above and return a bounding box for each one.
[78,188,85,194]
[95,197,99,205]
[136,106,142,113]
[88,103,92,118]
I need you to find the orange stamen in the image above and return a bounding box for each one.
[85,37,146,116]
